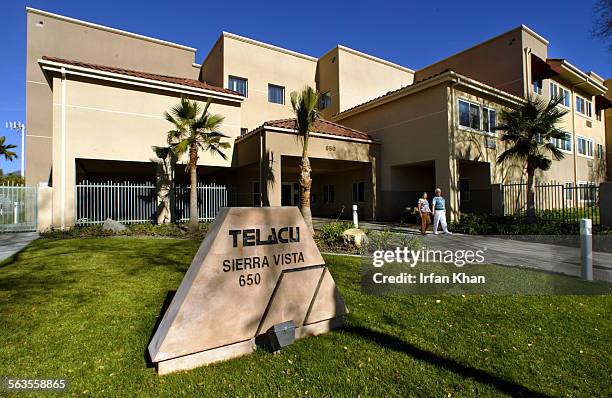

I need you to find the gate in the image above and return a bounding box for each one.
[0,184,38,232]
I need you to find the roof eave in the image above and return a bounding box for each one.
[38,58,244,102]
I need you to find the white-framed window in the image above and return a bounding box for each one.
[323,184,335,203]
[596,143,605,159]
[228,76,248,96]
[552,132,572,153]
[319,92,332,109]
[577,136,594,158]
[533,78,543,95]
[482,107,497,134]
[352,182,365,203]
[550,81,571,108]
[458,99,481,130]
[268,84,285,104]
[576,95,592,117]
[577,181,597,203]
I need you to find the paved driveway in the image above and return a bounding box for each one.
[0,232,39,263]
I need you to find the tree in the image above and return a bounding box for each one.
[592,0,612,53]
[290,86,320,233]
[496,95,568,224]
[164,97,230,231]
[0,136,17,161]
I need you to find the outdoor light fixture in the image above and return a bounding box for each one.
[255,320,296,352]
[4,121,25,178]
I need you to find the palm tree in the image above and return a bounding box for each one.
[290,86,320,233]
[496,95,568,224]
[164,97,230,231]
[0,136,17,161]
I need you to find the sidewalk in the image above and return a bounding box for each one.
[312,217,612,282]
[0,232,39,263]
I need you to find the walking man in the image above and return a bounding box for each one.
[431,188,452,235]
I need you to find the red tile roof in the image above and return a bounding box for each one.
[263,118,372,141]
[41,56,241,96]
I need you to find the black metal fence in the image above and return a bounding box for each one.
[502,182,599,225]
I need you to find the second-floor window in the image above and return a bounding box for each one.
[228,76,248,97]
[458,99,480,130]
[577,136,594,157]
[576,96,592,117]
[552,132,572,152]
[533,78,543,95]
[268,84,285,104]
[596,143,605,159]
[482,108,497,134]
[319,92,332,109]
[550,82,570,107]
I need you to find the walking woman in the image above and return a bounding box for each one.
[417,192,431,235]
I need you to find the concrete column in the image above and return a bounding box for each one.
[262,150,281,207]
[37,184,52,232]
[600,182,612,226]
[435,157,459,222]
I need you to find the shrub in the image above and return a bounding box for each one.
[40,222,211,240]
[318,222,354,245]
[450,213,591,235]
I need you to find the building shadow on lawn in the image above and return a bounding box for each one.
[344,325,551,398]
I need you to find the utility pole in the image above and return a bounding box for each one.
[5,121,25,178]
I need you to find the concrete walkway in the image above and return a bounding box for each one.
[419,233,612,282]
[0,232,39,263]
[312,217,612,282]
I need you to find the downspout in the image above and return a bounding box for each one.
[523,48,532,98]
[259,129,264,207]
[449,78,460,221]
[570,84,578,205]
[60,67,67,230]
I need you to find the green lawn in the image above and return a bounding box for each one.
[0,238,610,397]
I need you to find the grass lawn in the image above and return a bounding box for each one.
[0,238,610,397]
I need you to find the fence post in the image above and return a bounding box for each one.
[600,182,612,227]
[490,184,504,216]
[580,218,593,281]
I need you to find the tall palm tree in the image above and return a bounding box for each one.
[290,86,320,233]
[0,136,17,161]
[164,97,230,231]
[496,95,568,224]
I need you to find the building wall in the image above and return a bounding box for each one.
[336,83,451,219]
[336,46,414,114]
[49,75,241,227]
[26,8,198,185]
[214,34,318,132]
[316,48,341,118]
[414,26,545,98]
[605,79,612,182]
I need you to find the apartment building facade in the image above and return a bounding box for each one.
[24,8,608,227]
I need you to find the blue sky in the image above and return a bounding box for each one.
[0,0,609,174]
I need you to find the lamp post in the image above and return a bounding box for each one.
[5,121,25,178]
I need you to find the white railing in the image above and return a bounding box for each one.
[175,183,229,222]
[0,183,38,232]
[75,181,229,225]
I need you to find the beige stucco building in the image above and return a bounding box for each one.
[24,8,608,228]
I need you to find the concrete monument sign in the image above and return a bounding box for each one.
[148,207,348,375]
